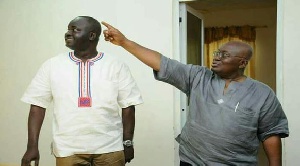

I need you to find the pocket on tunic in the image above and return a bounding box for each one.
[92,80,119,107]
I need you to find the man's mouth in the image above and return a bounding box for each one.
[211,62,220,68]
[65,38,73,41]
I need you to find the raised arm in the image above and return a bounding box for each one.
[102,21,161,71]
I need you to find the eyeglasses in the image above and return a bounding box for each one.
[213,50,244,60]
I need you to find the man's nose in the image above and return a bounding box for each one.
[65,31,72,38]
[213,55,221,61]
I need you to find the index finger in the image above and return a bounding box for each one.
[101,21,115,30]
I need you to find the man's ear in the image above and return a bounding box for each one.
[239,60,248,68]
[89,32,97,41]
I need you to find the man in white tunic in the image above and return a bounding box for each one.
[21,16,143,166]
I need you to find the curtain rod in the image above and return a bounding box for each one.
[255,25,268,28]
[205,25,268,28]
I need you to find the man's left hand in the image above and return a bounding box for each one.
[124,146,134,163]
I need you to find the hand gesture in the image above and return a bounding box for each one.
[124,146,134,164]
[101,21,128,46]
[21,148,40,166]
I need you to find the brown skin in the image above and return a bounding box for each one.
[122,106,135,163]
[21,105,45,166]
[211,42,249,79]
[102,21,283,165]
[65,17,98,61]
[263,135,282,166]
[211,42,251,93]
[102,21,161,71]
[22,17,136,165]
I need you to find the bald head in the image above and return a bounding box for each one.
[222,41,253,60]
[76,16,102,42]
[211,41,253,79]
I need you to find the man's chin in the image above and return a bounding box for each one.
[211,67,217,72]
[211,68,222,75]
[65,44,74,50]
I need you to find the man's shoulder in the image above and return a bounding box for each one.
[248,78,275,94]
[99,51,127,66]
[35,52,72,71]
[250,78,270,88]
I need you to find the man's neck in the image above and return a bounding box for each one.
[224,75,247,82]
[222,75,246,94]
[74,49,98,62]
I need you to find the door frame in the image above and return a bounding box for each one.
[178,2,204,129]
[276,0,285,164]
[172,1,205,165]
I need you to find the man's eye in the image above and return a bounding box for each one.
[223,53,230,57]
[73,28,80,32]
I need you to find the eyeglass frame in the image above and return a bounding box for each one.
[213,50,245,60]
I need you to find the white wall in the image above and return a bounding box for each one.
[0,0,175,165]
[281,0,300,165]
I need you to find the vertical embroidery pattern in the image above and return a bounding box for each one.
[68,52,104,107]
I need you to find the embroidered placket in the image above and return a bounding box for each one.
[78,61,92,107]
[68,52,104,107]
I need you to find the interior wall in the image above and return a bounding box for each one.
[281,0,300,165]
[198,7,277,165]
[0,0,174,165]
[203,7,277,91]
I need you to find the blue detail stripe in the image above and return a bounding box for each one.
[69,52,81,63]
[91,52,104,62]
[68,51,104,100]
[88,63,91,97]
[78,62,81,97]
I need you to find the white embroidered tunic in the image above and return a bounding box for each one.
[21,51,143,157]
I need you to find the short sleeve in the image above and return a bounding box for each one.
[117,63,143,108]
[21,60,53,108]
[257,91,289,141]
[153,55,206,95]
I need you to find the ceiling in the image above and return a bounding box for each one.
[186,0,277,12]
